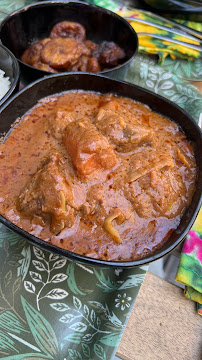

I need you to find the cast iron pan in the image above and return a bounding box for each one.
[0,1,138,83]
[0,73,201,268]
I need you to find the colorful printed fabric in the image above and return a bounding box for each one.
[175,208,202,306]
[197,303,202,316]
[91,0,201,62]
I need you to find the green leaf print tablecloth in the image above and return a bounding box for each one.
[0,1,202,359]
[0,224,148,360]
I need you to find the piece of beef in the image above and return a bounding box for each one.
[94,101,153,152]
[63,117,117,177]
[16,153,75,234]
[48,109,75,139]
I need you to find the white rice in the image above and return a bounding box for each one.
[0,69,11,100]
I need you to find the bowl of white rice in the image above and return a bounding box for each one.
[0,43,19,107]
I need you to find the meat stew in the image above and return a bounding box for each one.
[0,91,197,261]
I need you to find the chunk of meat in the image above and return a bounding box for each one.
[125,152,185,218]
[94,101,153,152]
[48,109,75,139]
[128,151,174,182]
[149,168,185,216]
[50,21,86,41]
[16,153,76,234]
[98,41,125,67]
[63,118,117,177]
[41,38,83,69]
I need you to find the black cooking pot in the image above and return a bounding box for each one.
[0,1,138,83]
[0,73,201,267]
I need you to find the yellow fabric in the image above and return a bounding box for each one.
[116,8,201,62]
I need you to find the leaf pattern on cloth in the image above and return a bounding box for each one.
[21,297,59,357]
[0,226,147,359]
[126,55,202,122]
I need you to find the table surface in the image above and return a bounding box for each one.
[116,78,202,360]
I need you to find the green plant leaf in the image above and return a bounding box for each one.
[163,90,175,96]
[68,349,82,360]
[62,332,83,346]
[161,72,172,80]
[45,288,68,299]
[66,263,86,295]
[118,274,145,289]
[90,309,96,324]
[50,303,70,312]
[106,311,122,328]
[94,270,119,293]
[24,281,35,294]
[33,247,45,260]
[69,322,87,332]
[73,296,82,310]
[4,270,12,287]
[0,354,53,360]
[59,313,75,324]
[82,343,90,357]
[0,311,27,334]
[29,271,43,283]
[49,253,59,262]
[0,329,19,353]
[159,80,174,90]
[52,259,66,270]
[51,273,68,283]
[13,277,22,294]
[83,304,89,318]
[146,80,154,88]
[94,344,106,360]
[99,332,122,346]
[17,245,31,280]
[32,261,46,272]
[21,296,58,357]
[97,317,101,328]
[89,301,105,313]
[176,95,188,104]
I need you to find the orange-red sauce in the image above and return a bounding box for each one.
[0,91,197,261]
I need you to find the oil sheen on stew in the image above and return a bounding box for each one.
[0,91,197,261]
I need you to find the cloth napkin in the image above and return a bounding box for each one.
[91,0,201,62]
[175,208,202,314]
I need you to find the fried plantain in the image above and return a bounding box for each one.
[99,41,125,67]
[50,21,86,41]
[32,62,57,73]
[41,38,83,69]
[21,43,42,66]
[87,57,101,73]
